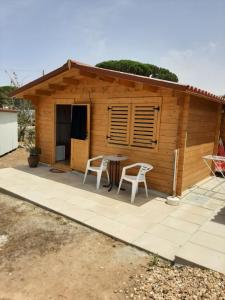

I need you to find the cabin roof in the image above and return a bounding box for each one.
[11,59,225,104]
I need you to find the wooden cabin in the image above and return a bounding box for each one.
[11,60,225,196]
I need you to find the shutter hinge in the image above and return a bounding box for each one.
[154,106,160,111]
[108,106,112,110]
[152,140,158,144]
[106,135,110,139]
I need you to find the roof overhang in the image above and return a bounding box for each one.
[11,59,225,104]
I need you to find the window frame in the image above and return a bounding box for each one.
[106,99,161,152]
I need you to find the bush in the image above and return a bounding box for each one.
[96,60,178,82]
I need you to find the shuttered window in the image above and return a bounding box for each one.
[107,101,161,150]
[107,104,130,145]
[130,104,160,149]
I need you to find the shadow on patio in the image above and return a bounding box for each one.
[13,164,167,207]
[211,206,225,225]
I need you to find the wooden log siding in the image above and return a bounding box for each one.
[32,80,223,195]
[33,78,179,194]
[181,96,220,191]
[36,98,55,164]
[220,110,225,144]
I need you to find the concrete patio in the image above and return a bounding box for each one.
[0,165,225,274]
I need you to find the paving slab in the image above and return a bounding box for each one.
[176,242,225,274]
[85,215,143,243]
[203,199,225,210]
[180,203,214,216]
[146,224,191,246]
[113,212,156,231]
[1,167,225,274]
[201,221,225,238]
[134,232,179,261]
[171,209,210,225]
[182,193,211,205]
[162,216,200,234]
[191,231,225,254]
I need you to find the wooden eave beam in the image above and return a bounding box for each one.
[62,77,80,85]
[79,70,97,79]
[35,89,52,96]
[97,75,115,83]
[118,79,135,88]
[48,83,66,91]
[23,94,40,101]
[142,84,159,93]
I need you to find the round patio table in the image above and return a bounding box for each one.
[103,155,128,192]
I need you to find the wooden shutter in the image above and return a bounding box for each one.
[107,104,130,145]
[130,103,160,149]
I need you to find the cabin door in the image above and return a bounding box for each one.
[70,104,90,172]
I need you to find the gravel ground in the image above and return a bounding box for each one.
[118,263,225,299]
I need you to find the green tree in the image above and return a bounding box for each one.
[17,100,34,141]
[0,86,17,108]
[96,60,178,82]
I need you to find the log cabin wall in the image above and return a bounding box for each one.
[220,108,225,144]
[180,96,221,192]
[35,78,181,195]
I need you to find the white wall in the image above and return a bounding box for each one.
[0,111,18,156]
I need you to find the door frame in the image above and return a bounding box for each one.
[70,103,90,172]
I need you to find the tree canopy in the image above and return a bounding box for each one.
[0,86,17,108]
[96,60,178,82]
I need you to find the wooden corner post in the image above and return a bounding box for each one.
[175,95,190,196]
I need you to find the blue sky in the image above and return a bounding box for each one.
[0,0,224,94]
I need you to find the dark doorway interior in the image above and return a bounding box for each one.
[56,105,72,163]
[71,105,87,140]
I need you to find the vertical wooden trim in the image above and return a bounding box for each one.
[220,106,225,144]
[213,104,223,155]
[128,103,132,145]
[32,100,39,148]
[52,103,56,164]
[87,103,91,141]
[176,95,190,196]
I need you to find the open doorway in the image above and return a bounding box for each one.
[55,105,72,168]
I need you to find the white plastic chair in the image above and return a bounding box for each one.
[83,156,109,189]
[117,163,153,203]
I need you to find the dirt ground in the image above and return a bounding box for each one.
[0,149,152,299]
[0,192,152,300]
[0,147,27,169]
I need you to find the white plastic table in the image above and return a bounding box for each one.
[202,155,225,179]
